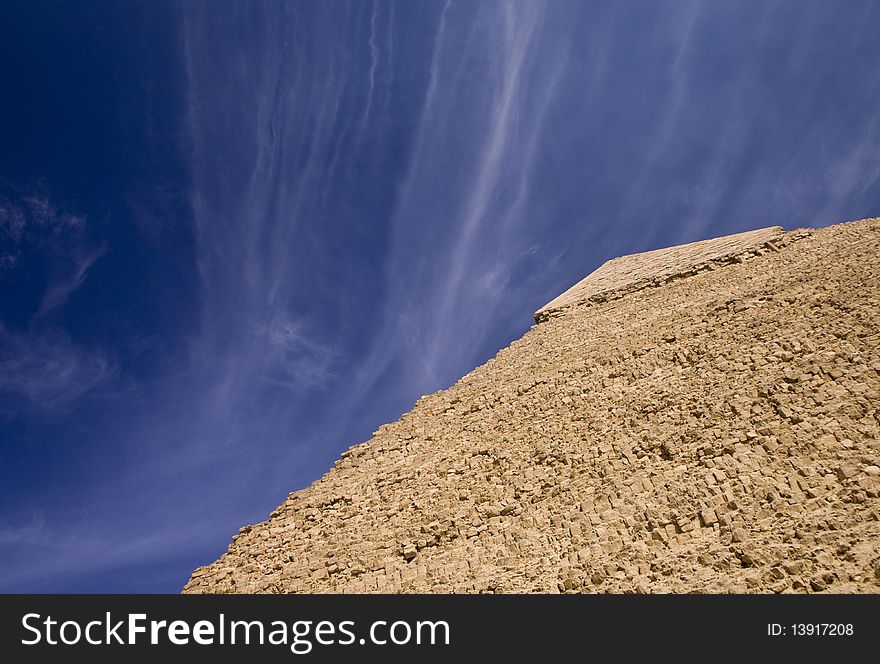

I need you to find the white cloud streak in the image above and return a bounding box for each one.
[0,326,115,413]
[0,190,112,414]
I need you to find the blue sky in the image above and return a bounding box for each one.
[1,0,879,592]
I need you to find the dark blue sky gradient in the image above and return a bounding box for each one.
[1,0,879,592]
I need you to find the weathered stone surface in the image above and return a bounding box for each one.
[535,226,788,322]
[184,217,880,594]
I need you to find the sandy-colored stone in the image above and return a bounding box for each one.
[535,226,788,322]
[184,217,880,594]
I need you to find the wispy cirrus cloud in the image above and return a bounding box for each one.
[0,186,112,415]
[181,0,880,475]
[0,512,45,547]
[0,325,115,414]
[34,244,106,319]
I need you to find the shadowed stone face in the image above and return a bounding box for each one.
[184,218,880,594]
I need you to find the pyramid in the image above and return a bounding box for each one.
[184,218,880,594]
